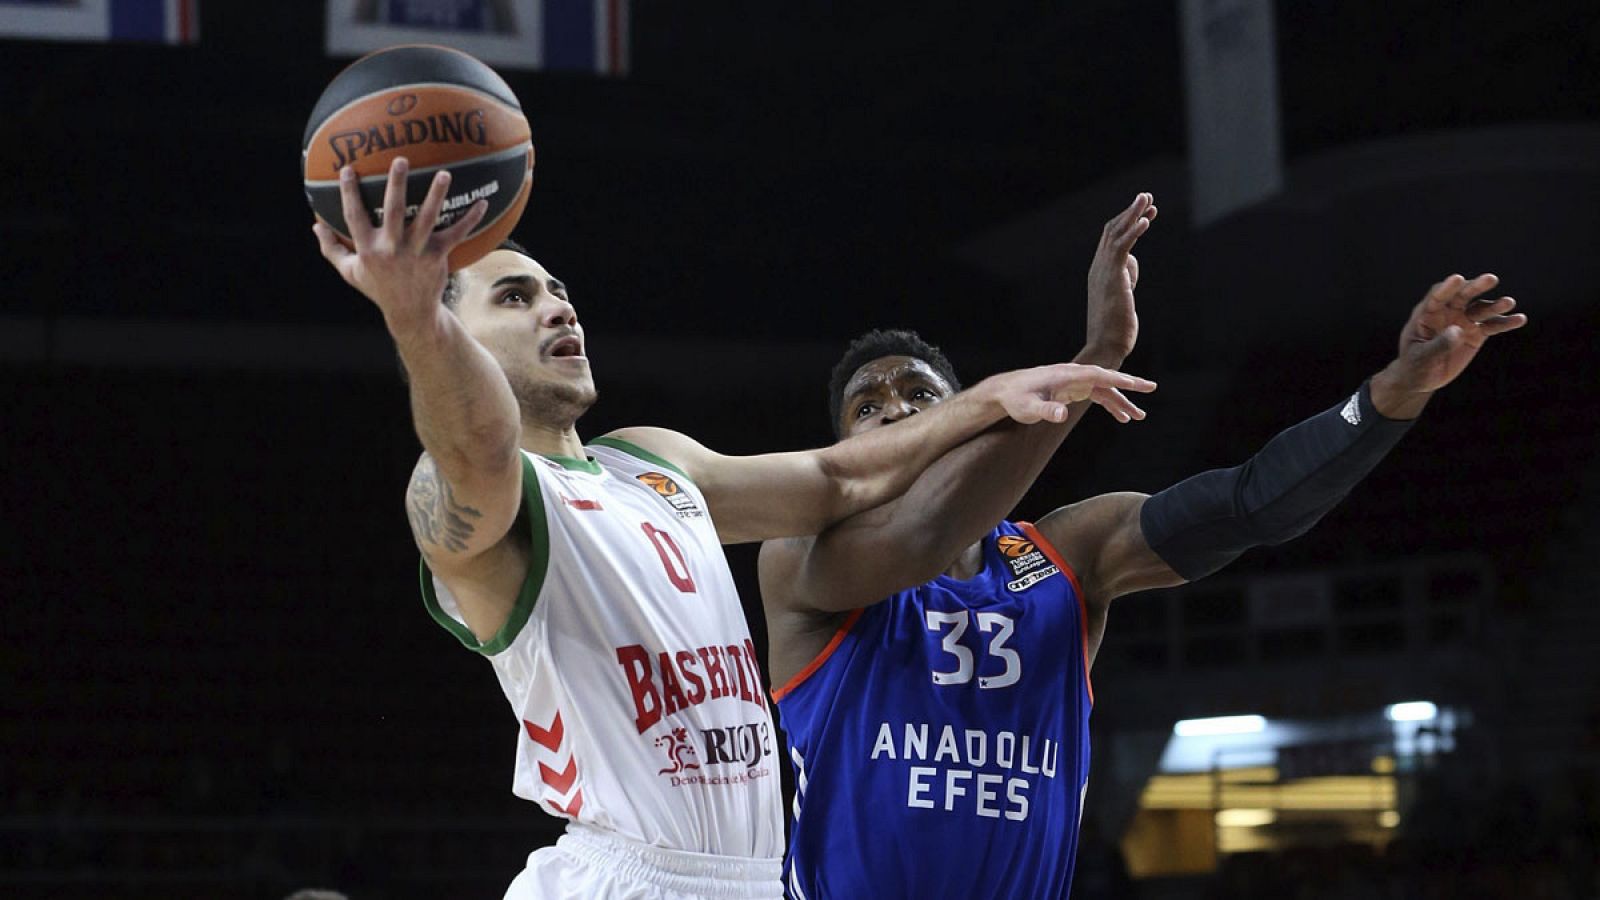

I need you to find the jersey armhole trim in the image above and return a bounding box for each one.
[1017,521,1094,706]
[419,453,551,657]
[771,608,865,703]
[588,436,694,483]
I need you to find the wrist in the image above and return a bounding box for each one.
[1368,364,1431,420]
[386,301,451,343]
[969,374,1008,416]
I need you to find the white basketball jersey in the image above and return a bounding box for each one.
[422,437,783,860]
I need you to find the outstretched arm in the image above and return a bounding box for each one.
[1037,272,1527,660]
[608,361,1155,546]
[760,194,1161,614]
[315,158,527,639]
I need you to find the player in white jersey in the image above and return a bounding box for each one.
[313,158,1157,898]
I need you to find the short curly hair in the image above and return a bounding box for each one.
[827,328,961,438]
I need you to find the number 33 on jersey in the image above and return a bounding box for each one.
[774,521,1094,898]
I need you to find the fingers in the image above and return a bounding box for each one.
[380,157,410,245]
[313,221,360,285]
[1477,312,1528,337]
[1103,192,1156,253]
[409,169,453,252]
[1420,274,1466,314]
[1012,397,1068,424]
[1076,366,1157,394]
[1423,272,1499,311]
[313,220,353,265]
[1465,294,1514,316]
[1466,295,1515,322]
[1090,386,1147,423]
[1105,371,1157,393]
[1457,272,1499,303]
[432,197,489,252]
[337,166,374,246]
[312,220,344,259]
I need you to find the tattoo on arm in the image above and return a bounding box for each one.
[407,461,484,553]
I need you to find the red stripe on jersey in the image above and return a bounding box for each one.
[772,608,864,702]
[1018,522,1094,705]
[524,712,565,751]
[547,789,584,818]
[539,756,579,793]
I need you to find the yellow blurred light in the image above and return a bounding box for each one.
[1379,810,1401,828]
[1215,808,1277,828]
[1371,755,1396,774]
[1140,772,1396,811]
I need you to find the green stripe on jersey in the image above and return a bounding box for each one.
[420,453,549,656]
[543,454,602,475]
[588,436,693,483]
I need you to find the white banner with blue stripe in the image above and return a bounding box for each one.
[0,0,198,44]
[326,0,628,75]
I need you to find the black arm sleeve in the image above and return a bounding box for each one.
[1139,381,1416,581]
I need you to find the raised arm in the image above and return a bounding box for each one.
[760,194,1160,614]
[1035,272,1527,662]
[314,158,527,639]
[606,360,1154,546]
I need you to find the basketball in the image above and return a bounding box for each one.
[302,44,534,270]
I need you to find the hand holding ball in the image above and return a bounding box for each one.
[303,45,533,271]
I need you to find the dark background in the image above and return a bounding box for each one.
[3,1,1598,897]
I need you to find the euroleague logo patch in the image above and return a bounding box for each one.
[638,472,704,519]
[997,536,1035,558]
[1000,534,1060,593]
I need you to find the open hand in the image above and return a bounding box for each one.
[1394,273,1525,391]
[994,363,1157,425]
[313,157,489,330]
[1370,273,1527,418]
[1084,192,1157,360]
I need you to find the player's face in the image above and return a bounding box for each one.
[838,355,955,440]
[452,250,597,423]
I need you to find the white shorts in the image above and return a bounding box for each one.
[504,823,784,900]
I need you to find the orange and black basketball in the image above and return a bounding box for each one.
[302,44,535,270]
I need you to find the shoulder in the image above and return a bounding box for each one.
[1033,492,1147,545]
[594,427,706,481]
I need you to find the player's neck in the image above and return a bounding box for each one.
[943,542,985,581]
[521,419,586,462]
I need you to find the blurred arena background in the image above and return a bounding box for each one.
[2,1,1597,897]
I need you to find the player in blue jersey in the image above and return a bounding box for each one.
[759,193,1527,899]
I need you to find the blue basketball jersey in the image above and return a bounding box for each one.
[774,521,1094,899]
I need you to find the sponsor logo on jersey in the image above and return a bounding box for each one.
[615,638,768,733]
[999,536,1060,593]
[654,726,701,774]
[560,493,604,511]
[637,472,704,519]
[656,719,775,786]
[997,535,1035,558]
[869,720,1061,821]
[701,720,774,770]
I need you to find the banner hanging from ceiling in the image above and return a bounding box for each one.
[325,0,628,75]
[0,0,198,44]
